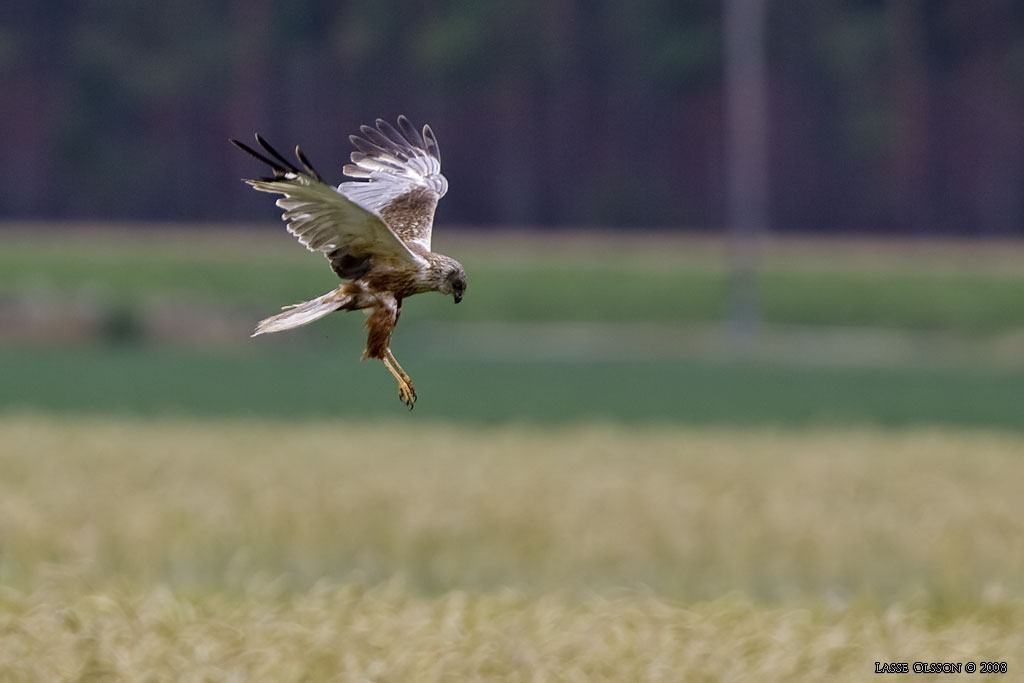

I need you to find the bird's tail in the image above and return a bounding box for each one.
[251,289,351,337]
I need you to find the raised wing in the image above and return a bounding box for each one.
[231,134,427,270]
[339,115,447,252]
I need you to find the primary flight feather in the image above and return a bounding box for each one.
[230,116,467,408]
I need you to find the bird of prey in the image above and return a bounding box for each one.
[230,116,466,408]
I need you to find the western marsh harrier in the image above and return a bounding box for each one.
[231,116,466,408]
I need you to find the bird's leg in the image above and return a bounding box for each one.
[382,348,417,408]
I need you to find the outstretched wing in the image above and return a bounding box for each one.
[231,135,427,271]
[339,115,447,252]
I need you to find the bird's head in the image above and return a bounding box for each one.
[431,255,467,304]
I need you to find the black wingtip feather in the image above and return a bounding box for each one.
[294,146,324,183]
[230,137,288,176]
[254,134,299,174]
[232,133,329,183]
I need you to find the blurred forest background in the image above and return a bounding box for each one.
[4,0,1024,233]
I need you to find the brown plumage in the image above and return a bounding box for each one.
[230,116,466,408]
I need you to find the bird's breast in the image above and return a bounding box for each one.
[360,268,431,299]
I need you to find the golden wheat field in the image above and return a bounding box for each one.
[0,416,1021,681]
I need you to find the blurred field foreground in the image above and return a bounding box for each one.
[0,417,1021,679]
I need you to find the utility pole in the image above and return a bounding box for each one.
[724,0,769,345]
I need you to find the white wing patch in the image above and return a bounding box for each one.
[338,116,447,251]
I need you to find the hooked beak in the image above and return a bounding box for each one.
[453,291,463,304]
